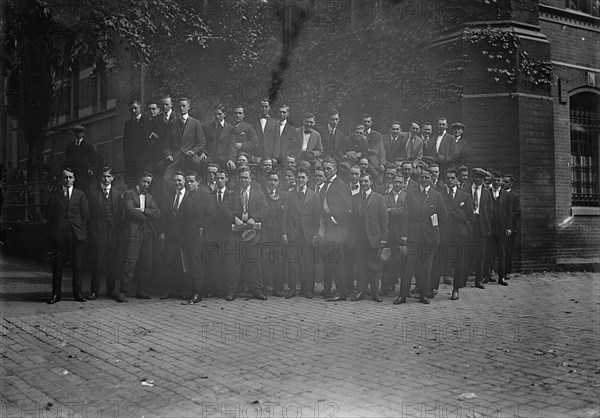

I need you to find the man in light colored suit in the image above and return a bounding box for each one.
[403,121,424,161]
[282,167,320,298]
[290,113,323,162]
[349,173,388,302]
[117,172,161,302]
[425,117,458,174]
[163,98,206,182]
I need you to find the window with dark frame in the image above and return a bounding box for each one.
[570,92,600,207]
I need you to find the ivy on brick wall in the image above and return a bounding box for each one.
[463,26,554,87]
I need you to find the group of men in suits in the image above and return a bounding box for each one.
[48,98,520,305]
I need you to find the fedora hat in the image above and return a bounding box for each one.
[241,229,259,244]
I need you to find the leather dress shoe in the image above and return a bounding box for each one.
[451,289,459,300]
[303,290,314,299]
[285,289,297,299]
[321,289,333,299]
[498,278,508,286]
[272,290,284,297]
[474,283,485,289]
[252,292,268,301]
[135,291,151,299]
[115,292,126,303]
[74,294,87,302]
[47,294,61,304]
[393,296,407,305]
[88,292,98,300]
[160,290,174,300]
[225,293,236,301]
[326,294,347,302]
[351,291,365,301]
[419,295,430,304]
[372,294,383,302]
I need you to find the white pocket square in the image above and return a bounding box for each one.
[460,202,465,207]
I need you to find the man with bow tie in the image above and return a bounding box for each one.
[395,166,447,305]
[46,167,89,304]
[64,125,102,193]
[163,97,206,184]
[282,167,320,298]
[116,172,161,302]
[253,98,279,163]
[231,105,258,159]
[441,168,474,300]
[87,167,123,301]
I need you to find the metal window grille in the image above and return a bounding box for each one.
[570,108,599,206]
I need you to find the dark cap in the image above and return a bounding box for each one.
[450,122,465,130]
[73,125,85,133]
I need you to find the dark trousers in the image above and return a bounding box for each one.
[51,230,84,297]
[204,239,238,295]
[163,154,201,183]
[90,227,119,293]
[444,237,468,290]
[120,223,153,294]
[356,241,379,294]
[485,227,506,280]
[320,222,347,295]
[183,241,205,294]
[505,231,517,275]
[227,237,264,294]
[405,242,436,296]
[287,235,315,292]
[261,232,285,292]
[468,217,488,285]
[343,243,356,292]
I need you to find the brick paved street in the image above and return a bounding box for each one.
[1,251,599,418]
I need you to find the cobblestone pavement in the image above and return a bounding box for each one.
[1,251,599,418]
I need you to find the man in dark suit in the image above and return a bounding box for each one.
[395,167,448,305]
[383,122,409,167]
[362,114,386,173]
[466,168,493,289]
[403,121,424,161]
[282,167,320,298]
[254,98,279,163]
[316,109,345,162]
[261,171,287,297]
[442,168,474,300]
[123,100,151,188]
[163,97,206,183]
[349,173,388,302]
[64,125,102,193]
[231,105,258,160]
[46,167,89,304]
[276,104,298,163]
[203,104,237,171]
[117,172,161,302]
[87,167,122,300]
[401,160,419,193]
[320,160,351,301]
[382,174,407,296]
[451,122,468,168]
[502,173,520,279]
[179,170,215,304]
[290,113,323,162]
[425,117,458,174]
[421,122,434,158]
[228,167,269,301]
[205,170,239,298]
[484,171,513,286]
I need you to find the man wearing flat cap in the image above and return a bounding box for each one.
[451,122,468,168]
[466,168,492,289]
[65,125,102,193]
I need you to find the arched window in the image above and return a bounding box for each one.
[570,92,599,207]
